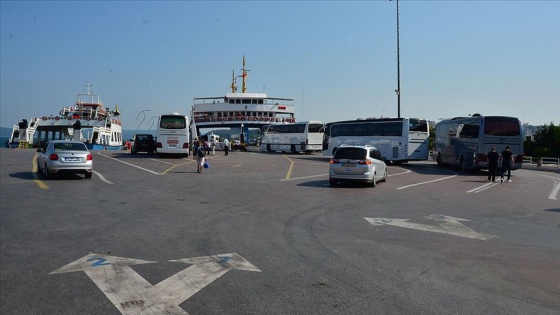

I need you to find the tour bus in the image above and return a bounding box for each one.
[259,120,325,153]
[156,113,190,157]
[434,114,523,171]
[323,117,430,163]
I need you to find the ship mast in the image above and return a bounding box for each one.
[230,70,237,93]
[240,55,250,93]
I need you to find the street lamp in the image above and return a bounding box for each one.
[136,109,151,135]
[395,0,401,118]
[148,115,158,131]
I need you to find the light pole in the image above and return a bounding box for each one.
[395,0,401,118]
[148,115,158,131]
[136,109,151,135]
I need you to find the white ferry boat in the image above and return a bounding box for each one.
[12,83,123,150]
[191,56,296,144]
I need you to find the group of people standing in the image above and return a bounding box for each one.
[486,146,514,183]
[192,138,231,173]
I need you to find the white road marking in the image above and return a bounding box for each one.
[517,170,560,200]
[93,170,113,184]
[51,252,260,315]
[364,214,495,240]
[389,169,412,177]
[549,181,560,200]
[396,174,457,190]
[467,182,499,193]
[97,152,160,175]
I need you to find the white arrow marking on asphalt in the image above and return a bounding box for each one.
[51,252,260,315]
[160,253,261,306]
[364,214,495,240]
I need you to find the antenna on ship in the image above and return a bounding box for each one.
[239,55,250,93]
[84,82,93,94]
[230,70,238,93]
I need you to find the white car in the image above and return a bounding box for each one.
[37,140,93,179]
[329,145,387,187]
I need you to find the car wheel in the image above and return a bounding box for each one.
[329,179,337,186]
[369,173,377,187]
[85,172,92,179]
[382,169,387,182]
[44,164,50,179]
[37,161,43,174]
[436,154,443,166]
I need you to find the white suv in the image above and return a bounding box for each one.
[329,145,387,187]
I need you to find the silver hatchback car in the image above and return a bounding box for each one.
[36,140,93,179]
[329,145,387,187]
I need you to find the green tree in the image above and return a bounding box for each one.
[533,123,560,157]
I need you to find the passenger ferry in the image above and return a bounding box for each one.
[12,83,123,150]
[191,56,296,143]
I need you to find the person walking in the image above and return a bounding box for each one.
[192,138,199,160]
[223,138,229,156]
[195,140,206,173]
[500,146,514,183]
[210,139,216,155]
[204,140,210,155]
[487,147,499,182]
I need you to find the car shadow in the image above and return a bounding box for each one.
[9,172,37,180]
[544,208,560,213]
[296,180,375,189]
[9,172,87,180]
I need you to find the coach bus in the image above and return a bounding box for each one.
[434,114,523,171]
[259,120,325,153]
[156,113,190,157]
[322,117,430,163]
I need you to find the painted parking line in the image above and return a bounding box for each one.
[97,152,160,175]
[282,155,295,179]
[396,174,457,190]
[467,182,499,194]
[93,170,113,184]
[32,154,48,189]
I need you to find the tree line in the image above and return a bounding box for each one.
[523,123,560,158]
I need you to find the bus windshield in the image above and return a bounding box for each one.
[484,117,521,136]
[160,116,186,129]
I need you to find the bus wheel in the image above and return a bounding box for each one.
[290,145,296,154]
[267,144,272,153]
[460,158,468,172]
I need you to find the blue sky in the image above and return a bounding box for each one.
[1,0,558,130]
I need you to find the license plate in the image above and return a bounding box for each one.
[168,145,177,148]
[343,162,355,167]
[65,157,80,162]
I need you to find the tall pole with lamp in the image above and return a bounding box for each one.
[136,109,151,136]
[395,0,401,118]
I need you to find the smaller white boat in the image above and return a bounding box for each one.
[14,83,123,150]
